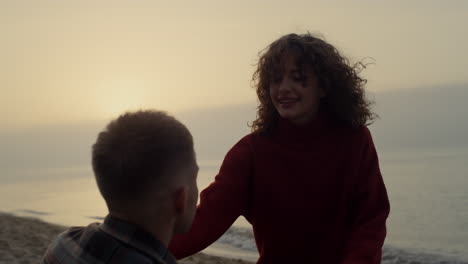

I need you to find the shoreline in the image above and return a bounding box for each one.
[0,212,254,264]
[2,211,467,263]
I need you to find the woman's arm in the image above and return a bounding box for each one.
[342,128,390,264]
[169,135,254,259]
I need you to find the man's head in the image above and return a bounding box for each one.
[92,110,198,234]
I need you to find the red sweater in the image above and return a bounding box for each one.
[170,114,390,264]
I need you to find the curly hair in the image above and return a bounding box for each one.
[250,33,377,133]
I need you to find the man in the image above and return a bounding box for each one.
[42,110,199,264]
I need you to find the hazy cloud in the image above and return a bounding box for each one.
[1,84,467,176]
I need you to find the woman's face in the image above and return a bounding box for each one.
[269,55,326,125]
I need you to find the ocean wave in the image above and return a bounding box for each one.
[216,226,257,252]
[17,209,51,216]
[382,246,467,264]
[215,226,468,263]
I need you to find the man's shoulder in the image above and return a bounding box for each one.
[42,223,102,264]
[42,222,171,264]
[42,223,149,264]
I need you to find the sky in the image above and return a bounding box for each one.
[1,0,468,129]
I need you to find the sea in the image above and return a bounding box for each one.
[1,149,467,263]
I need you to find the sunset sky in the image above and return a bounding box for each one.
[2,0,468,129]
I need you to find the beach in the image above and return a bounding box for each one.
[0,212,253,264]
[1,150,468,263]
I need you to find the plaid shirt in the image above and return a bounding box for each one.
[42,215,177,264]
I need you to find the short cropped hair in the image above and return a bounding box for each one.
[92,110,194,205]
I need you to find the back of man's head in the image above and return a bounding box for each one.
[92,110,198,233]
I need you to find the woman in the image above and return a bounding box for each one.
[170,33,390,264]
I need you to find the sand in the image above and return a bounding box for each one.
[0,212,254,264]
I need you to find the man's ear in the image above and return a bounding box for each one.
[174,186,188,215]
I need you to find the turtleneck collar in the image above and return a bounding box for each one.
[273,111,334,146]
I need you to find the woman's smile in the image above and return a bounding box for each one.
[269,55,325,125]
